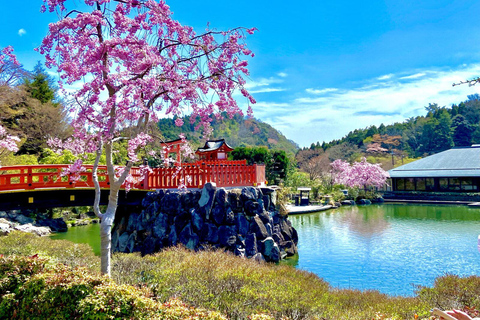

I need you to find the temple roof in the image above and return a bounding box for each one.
[196,139,234,153]
[389,145,480,178]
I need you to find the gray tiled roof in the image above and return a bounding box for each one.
[389,146,480,178]
[197,139,233,153]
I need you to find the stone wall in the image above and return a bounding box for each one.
[111,183,298,262]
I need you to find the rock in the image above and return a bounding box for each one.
[211,205,226,225]
[191,209,204,233]
[252,252,265,263]
[36,218,67,232]
[126,231,137,253]
[341,200,355,206]
[118,232,130,252]
[181,190,201,210]
[215,188,228,207]
[262,195,270,211]
[283,240,297,256]
[0,211,7,219]
[16,214,34,225]
[198,182,216,219]
[161,191,182,216]
[218,225,236,248]
[126,213,140,232]
[235,247,246,258]
[244,200,263,217]
[241,187,257,203]
[14,224,51,237]
[250,216,269,240]
[179,223,199,250]
[264,223,273,237]
[168,227,178,246]
[278,219,293,241]
[260,237,280,262]
[235,213,249,236]
[245,233,257,257]
[228,190,243,213]
[140,235,156,255]
[153,212,169,239]
[224,208,235,225]
[356,199,372,205]
[199,223,218,244]
[0,223,11,236]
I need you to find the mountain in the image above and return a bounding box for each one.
[157,114,299,154]
[307,95,480,159]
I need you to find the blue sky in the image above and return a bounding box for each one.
[2,0,480,147]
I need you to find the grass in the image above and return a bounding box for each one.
[1,231,479,319]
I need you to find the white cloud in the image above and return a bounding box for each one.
[400,72,426,80]
[377,74,394,80]
[18,29,26,36]
[305,88,338,95]
[250,88,286,94]
[277,72,288,78]
[252,64,480,147]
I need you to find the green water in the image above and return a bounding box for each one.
[50,204,480,296]
[284,204,480,296]
[50,223,101,256]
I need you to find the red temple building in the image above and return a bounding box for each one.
[195,139,234,161]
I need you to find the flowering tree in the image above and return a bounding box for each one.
[0,47,21,162]
[39,0,256,275]
[331,158,389,189]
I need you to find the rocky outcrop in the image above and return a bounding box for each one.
[111,183,298,262]
[0,218,51,236]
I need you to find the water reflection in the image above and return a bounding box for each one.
[287,204,480,296]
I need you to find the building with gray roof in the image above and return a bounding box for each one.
[388,145,480,192]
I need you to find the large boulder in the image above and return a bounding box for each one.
[15,214,34,225]
[250,216,268,240]
[214,188,228,208]
[198,182,216,219]
[199,222,219,244]
[161,191,182,216]
[244,200,263,217]
[153,212,169,239]
[235,213,249,236]
[36,218,67,232]
[179,223,199,250]
[218,225,236,248]
[14,224,51,237]
[191,208,204,233]
[245,233,257,257]
[260,237,280,262]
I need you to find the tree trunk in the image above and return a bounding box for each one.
[100,187,119,276]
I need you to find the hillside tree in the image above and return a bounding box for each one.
[39,0,255,275]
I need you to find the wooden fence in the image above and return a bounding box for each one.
[0,161,265,192]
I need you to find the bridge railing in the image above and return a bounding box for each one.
[0,161,265,192]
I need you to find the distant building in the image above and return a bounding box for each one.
[196,139,234,161]
[388,145,480,192]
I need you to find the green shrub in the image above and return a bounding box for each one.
[0,231,99,270]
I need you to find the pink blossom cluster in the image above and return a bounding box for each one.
[0,46,20,67]
[38,0,256,165]
[60,159,87,183]
[0,125,20,154]
[331,157,389,189]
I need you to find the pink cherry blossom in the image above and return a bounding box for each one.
[331,157,389,189]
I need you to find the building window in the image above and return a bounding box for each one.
[396,178,405,191]
[439,178,448,191]
[449,178,461,191]
[416,178,426,191]
[461,178,477,191]
[405,178,415,191]
[218,152,226,160]
[426,178,435,191]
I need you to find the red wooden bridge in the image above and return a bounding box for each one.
[0,161,266,210]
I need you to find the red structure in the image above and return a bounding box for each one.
[195,139,234,161]
[0,162,266,192]
[160,138,184,164]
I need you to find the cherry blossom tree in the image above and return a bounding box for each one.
[39,0,256,275]
[331,158,389,189]
[0,47,21,162]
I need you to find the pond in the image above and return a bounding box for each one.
[50,223,101,256]
[284,204,480,296]
[50,204,480,296]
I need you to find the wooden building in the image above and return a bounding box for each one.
[388,145,480,193]
[195,139,234,161]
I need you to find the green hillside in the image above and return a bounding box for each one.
[158,114,299,154]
